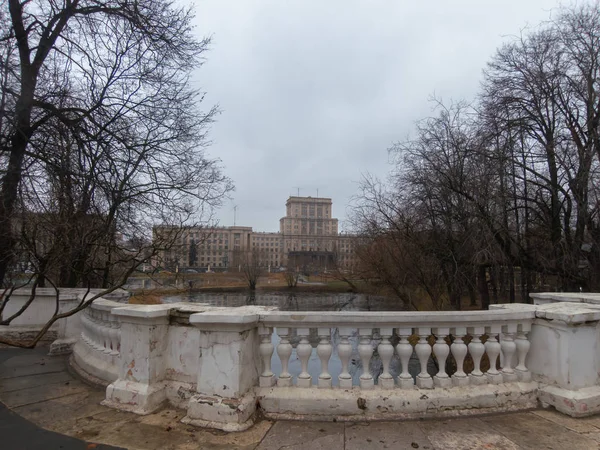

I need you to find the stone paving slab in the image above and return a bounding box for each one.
[4,347,600,450]
[1,377,89,407]
[419,417,519,450]
[64,407,273,450]
[586,432,600,445]
[255,421,344,450]
[0,369,74,392]
[531,408,600,433]
[13,390,110,429]
[0,400,123,450]
[0,349,66,379]
[345,421,433,450]
[481,412,600,449]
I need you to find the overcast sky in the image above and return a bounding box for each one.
[192,0,563,232]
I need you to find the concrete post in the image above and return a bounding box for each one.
[529,302,600,417]
[182,310,262,432]
[496,300,600,417]
[103,305,172,414]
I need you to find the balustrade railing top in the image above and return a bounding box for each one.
[258,307,536,327]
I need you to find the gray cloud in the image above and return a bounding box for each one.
[191,0,561,231]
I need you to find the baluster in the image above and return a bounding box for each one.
[378,327,395,389]
[515,323,532,382]
[116,322,121,353]
[501,323,518,382]
[338,327,353,389]
[81,310,90,345]
[95,310,104,351]
[96,311,104,352]
[101,312,111,354]
[91,311,102,351]
[415,327,433,389]
[95,311,104,352]
[105,313,113,353]
[397,327,414,389]
[433,328,451,388]
[484,325,503,384]
[467,326,486,385]
[296,328,312,387]
[259,326,276,387]
[317,328,333,388]
[84,310,93,347]
[108,316,119,356]
[276,327,293,387]
[358,328,374,389]
[451,327,469,386]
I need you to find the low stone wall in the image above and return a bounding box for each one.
[0,288,129,352]
[8,290,597,431]
[72,301,543,431]
[257,382,539,421]
[530,292,600,306]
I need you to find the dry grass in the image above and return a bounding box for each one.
[129,293,163,305]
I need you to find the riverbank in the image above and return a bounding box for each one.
[126,272,384,304]
[125,272,487,311]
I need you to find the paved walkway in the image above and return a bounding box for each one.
[2,348,600,450]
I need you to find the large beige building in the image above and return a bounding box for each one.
[153,196,359,272]
[280,196,338,253]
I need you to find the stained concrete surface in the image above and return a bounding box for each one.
[255,421,344,450]
[0,346,121,450]
[2,347,600,450]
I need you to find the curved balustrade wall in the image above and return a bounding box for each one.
[0,288,128,350]
[63,295,600,431]
[71,299,123,384]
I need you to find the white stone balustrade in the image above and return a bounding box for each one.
[71,298,124,385]
[57,294,600,431]
[260,309,535,389]
[0,288,129,355]
[80,301,121,355]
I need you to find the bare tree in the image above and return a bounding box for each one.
[239,249,263,291]
[351,2,600,311]
[0,0,232,346]
[284,267,299,288]
[328,241,359,292]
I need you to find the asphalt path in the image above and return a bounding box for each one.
[0,348,124,450]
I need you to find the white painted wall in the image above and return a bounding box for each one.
[165,326,200,385]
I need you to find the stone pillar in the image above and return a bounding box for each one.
[103,305,172,414]
[48,293,82,355]
[529,302,600,417]
[182,310,262,432]
[494,300,600,417]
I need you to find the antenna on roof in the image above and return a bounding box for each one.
[317,188,319,198]
[233,205,238,226]
[293,187,300,197]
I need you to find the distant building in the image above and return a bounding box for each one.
[153,196,360,272]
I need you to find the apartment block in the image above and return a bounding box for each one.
[153,196,359,272]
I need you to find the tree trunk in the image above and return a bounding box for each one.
[478,265,490,310]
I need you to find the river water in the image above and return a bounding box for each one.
[161,291,436,385]
[161,291,406,311]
